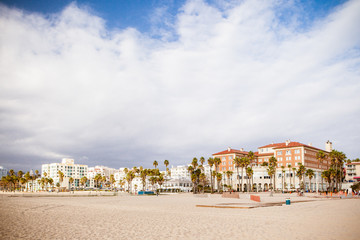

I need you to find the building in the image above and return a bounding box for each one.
[212,140,332,192]
[0,166,8,178]
[87,165,117,188]
[345,162,360,182]
[41,158,88,190]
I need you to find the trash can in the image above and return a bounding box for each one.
[286,198,291,205]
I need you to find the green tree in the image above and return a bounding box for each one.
[207,157,214,193]
[214,157,221,191]
[296,163,306,192]
[153,161,158,169]
[306,169,315,192]
[316,150,327,191]
[216,172,223,192]
[69,177,74,191]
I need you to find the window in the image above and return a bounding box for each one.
[277,151,282,155]
[222,162,226,165]
[286,150,291,155]
[278,157,283,161]
[222,157,226,160]
[286,156,291,161]
[229,161,232,165]
[229,156,233,160]
[295,149,300,154]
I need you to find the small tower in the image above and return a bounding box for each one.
[325,140,333,152]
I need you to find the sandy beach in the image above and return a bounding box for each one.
[0,192,359,240]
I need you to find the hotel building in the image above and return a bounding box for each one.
[212,140,332,191]
[345,162,360,182]
[41,158,88,189]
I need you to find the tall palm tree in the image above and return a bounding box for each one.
[58,170,64,189]
[207,158,214,193]
[305,169,315,192]
[214,157,221,191]
[164,160,169,173]
[233,157,241,192]
[280,166,285,193]
[296,163,306,192]
[94,174,102,189]
[287,164,292,191]
[69,177,74,191]
[240,157,249,192]
[225,171,232,188]
[80,176,88,189]
[153,161,158,169]
[48,178,54,191]
[216,172,222,192]
[110,174,116,190]
[24,172,31,192]
[199,157,205,168]
[126,171,135,193]
[292,167,296,189]
[246,167,253,192]
[316,150,327,192]
[269,157,277,191]
[199,173,207,193]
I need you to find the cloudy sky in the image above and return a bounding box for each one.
[0,0,359,171]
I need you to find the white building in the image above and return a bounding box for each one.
[87,165,117,188]
[0,166,8,178]
[41,158,88,189]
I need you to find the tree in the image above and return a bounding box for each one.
[281,166,285,193]
[199,157,205,168]
[213,157,221,191]
[216,172,223,192]
[58,171,64,189]
[232,157,241,192]
[157,174,165,192]
[292,167,296,189]
[24,172,31,192]
[296,163,306,192]
[140,169,148,191]
[94,174,102,189]
[126,171,135,193]
[306,169,315,192]
[246,167,253,192]
[164,160,169,173]
[207,158,214,193]
[199,173,207,193]
[287,164,292,191]
[69,177,74,191]
[225,171,233,189]
[238,157,247,192]
[316,150,327,192]
[80,176,88,189]
[153,161,158,169]
[269,157,277,191]
[48,178,54,191]
[110,175,115,190]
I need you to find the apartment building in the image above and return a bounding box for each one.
[0,166,8,178]
[345,162,360,182]
[87,165,117,188]
[41,158,88,189]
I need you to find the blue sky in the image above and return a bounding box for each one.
[0,0,359,171]
[0,0,347,32]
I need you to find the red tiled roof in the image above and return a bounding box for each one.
[259,141,325,152]
[213,148,248,156]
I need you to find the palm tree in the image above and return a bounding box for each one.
[199,157,205,168]
[126,171,135,193]
[164,160,169,173]
[110,174,116,190]
[214,157,221,191]
[225,171,232,189]
[80,176,88,189]
[24,172,31,192]
[48,178,54,191]
[216,172,222,192]
[306,169,315,192]
[153,161,158,169]
[281,166,285,193]
[69,177,74,191]
[246,167,253,192]
[140,169,148,191]
[269,157,277,191]
[199,173,207,193]
[316,150,327,192]
[157,174,165,192]
[94,174,102,189]
[287,164,292,191]
[207,158,214,193]
[102,176,107,188]
[296,163,306,192]
[233,157,241,192]
[119,179,125,191]
[58,171,64,190]
[240,157,249,192]
[292,167,296,189]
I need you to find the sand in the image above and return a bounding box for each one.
[0,192,359,240]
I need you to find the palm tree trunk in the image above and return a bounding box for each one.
[237,168,240,192]
[240,168,244,192]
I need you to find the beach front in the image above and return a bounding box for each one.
[0,193,358,240]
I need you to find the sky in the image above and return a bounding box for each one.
[0,0,359,171]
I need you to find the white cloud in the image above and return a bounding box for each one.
[0,0,359,170]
